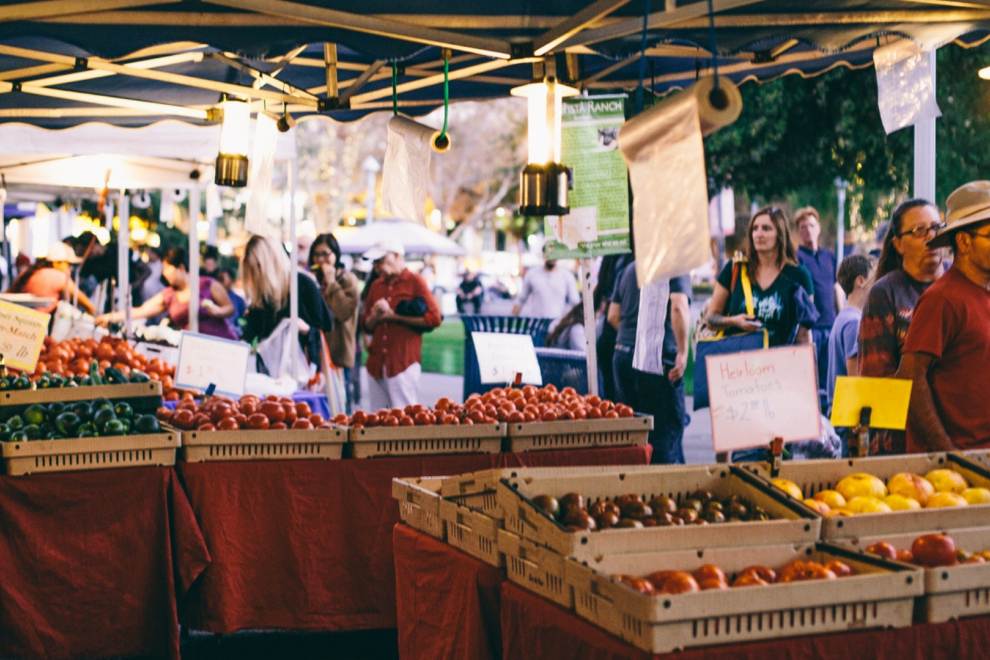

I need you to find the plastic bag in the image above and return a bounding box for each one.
[255,317,312,386]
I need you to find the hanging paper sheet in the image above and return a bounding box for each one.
[244,113,279,238]
[382,115,448,223]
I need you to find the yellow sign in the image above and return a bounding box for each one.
[0,300,50,373]
[830,376,912,430]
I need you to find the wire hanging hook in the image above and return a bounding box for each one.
[391,60,399,116]
[434,49,451,151]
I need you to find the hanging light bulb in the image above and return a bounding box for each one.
[512,75,578,217]
[214,95,250,187]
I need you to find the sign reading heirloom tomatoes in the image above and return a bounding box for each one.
[707,345,821,452]
[0,299,49,372]
[472,332,542,385]
[176,331,250,397]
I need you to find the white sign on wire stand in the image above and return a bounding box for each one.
[707,344,821,453]
[176,331,250,397]
[472,332,543,385]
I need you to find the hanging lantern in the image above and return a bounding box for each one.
[214,95,250,187]
[512,76,578,217]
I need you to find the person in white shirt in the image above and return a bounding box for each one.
[512,259,579,319]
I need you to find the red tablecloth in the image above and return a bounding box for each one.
[501,581,990,660]
[177,444,650,633]
[393,523,502,660]
[0,467,210,659]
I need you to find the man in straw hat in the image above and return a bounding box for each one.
[899,181,990,452]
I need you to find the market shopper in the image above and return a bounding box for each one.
[512,258,579,319]
[705,207,816,347]
[826,254,872,414]
[795,207,843,399]
[608,260,640,407]
[72,231,150,309]
[456,270,484,314]
[546,303,586,351]
[857,199,943,454]
[8,243,96,315]
[216,267,245,336]
[361,239,441,408]
[309,233,360,411]
[241,235,334,370]
[98,247,236,339]
[899,181,990,452]
[595,253,633,402]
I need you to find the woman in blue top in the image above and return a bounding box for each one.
[705,206,816,347]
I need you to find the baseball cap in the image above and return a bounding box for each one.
[363,238,405,262]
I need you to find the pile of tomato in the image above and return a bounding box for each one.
[157,394,333,431]
[34,336,182,399]
[330,384,635,429]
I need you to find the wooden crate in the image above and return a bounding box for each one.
[499,528,573,607]
[441,497,501,566]
[506,415,652,452]
[742,453,990,540]
[181,427,346,462]
[392,476,445,539]
[496,465,820,561]
[839,526,990,623]
[1,428,179,476]
[0,381,162,406]
[957,449,990,472]
[563,541,921,654]
[349,423,504,458]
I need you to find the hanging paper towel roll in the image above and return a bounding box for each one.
[619,88,711,288]
[382,115,450,222]
[692,76,743,137]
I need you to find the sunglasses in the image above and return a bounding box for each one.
[898,222,946,239]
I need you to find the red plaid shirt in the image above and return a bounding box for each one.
[361,269,441,379]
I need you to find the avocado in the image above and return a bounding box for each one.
[71,402,92,420]
[6,415,24,431]
[93,407,116,427]
[23,405,46,427]
[101,419,126,436]
[22,424,41,440]
[55,412,80,436]
[92,398,113,412]
[12,376,31,390]
[76,421,97,437]
[47,402,65,416]
[134,414,160,434]
[9,430,29,442]
[128,370,150,383]
[113,402,134,419]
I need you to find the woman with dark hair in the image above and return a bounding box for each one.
[705,206,815,347]
[546,302,586,351]
[98,246,236,338]
[858,198,944,454]
[309,233,359,408]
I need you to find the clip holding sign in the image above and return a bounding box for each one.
[848,406,874,458]
[769,437,784,478]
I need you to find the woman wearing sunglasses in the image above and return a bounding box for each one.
[858,198,944,454]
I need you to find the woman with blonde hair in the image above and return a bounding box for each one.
[241,235,333,366]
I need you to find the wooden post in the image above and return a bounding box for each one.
[578,258,599,396]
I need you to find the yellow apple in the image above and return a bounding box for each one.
[802,498,830,515]
[814,489,848,509]
[887,472,935,507]
[825,508,853,518]
[926,492,968,508]
[836,473,888,501]
[962,487,990,505]
[772,478,804,500]
[846,495,893,514]
[883,494,922,511]
[925,469,969,494]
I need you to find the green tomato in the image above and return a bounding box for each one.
[113,402,134,419]
[6,415,24,431]
[23,405,45,426]
[101,419,126,436]
[22,424,41,440]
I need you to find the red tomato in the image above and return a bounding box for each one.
[309,414,324,426]
[292,418,314,430]
[604,410,620,419]
[172,409,195,430]
[435,397,452,411]
[270,421,288,430]
[351,410,368,425]
[558,409,575,421]
[217,417,239,431]
[615,404,635,418]
[260,400,286,423]
[156,407,174,422]
[210,403,233,424]
[382,415,400,427]
[365,413,381,427]
[332,413,350,425]
[233,414,248,427]
[295,402,312,417]
[413,411,433,426]
[398,415,415,426]
[282,403,298,425]
[542,410,558,422]
[247,413,270,430]
[197,422,216,431]
[586,406,602,420]
[192,412,210,428]
[239,400,258,415]
[265,394,280,402]
[508,411,525,423]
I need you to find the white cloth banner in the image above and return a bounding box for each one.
[382,115,441,222]
[632,277,670,376]
[619,90,711,288]
[244,112,280,238]
[874,40,941,135]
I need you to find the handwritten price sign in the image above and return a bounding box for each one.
[0,299,50,372]
[176,331,250,397]
[707,345,821,453]
[472,332,543,385]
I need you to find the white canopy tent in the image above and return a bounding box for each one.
[335,218,466,257]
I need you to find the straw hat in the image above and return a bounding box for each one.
[930,180,990,248]
[45,242,81,264]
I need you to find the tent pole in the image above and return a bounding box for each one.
[188,186,200,333]
[118,189,130,335]
[288,157,300,381]
[579,258,599,396]
[913,50,937,202]
[0,184,8,289]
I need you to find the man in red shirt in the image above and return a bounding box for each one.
[900,180,990,451]
[360,239,442,408]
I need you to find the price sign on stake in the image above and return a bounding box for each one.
[0,299,50,372]
[472,332,542,385]
[707,345,821,453]
[176,331,250,397]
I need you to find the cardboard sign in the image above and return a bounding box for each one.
[707,345,821,453]
[0,299,50,372]
[472,332,543,385]
[830,376,912,430]
[176,331,250,397]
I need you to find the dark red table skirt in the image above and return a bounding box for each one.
[177,444,650,634]
[393,523,502,660]
[501,580,990,660]
[0,467,211,659]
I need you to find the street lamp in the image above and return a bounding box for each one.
[512,76,578,217]
[214,95,250,187]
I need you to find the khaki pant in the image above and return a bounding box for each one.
[369,362,422,409]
